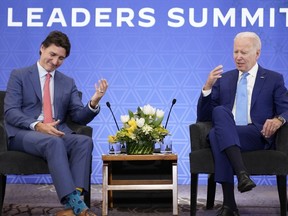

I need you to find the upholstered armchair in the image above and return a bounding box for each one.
[189,121,288,216]
[0,90,93,213]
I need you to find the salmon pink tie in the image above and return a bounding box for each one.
[43,73,53,123]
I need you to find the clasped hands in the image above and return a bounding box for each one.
[35,120,64,137]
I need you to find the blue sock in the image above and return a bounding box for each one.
[65,189,82,209]
[65,190,87,215]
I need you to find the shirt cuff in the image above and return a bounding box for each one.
[202,88,212,97]
[30,121,41,130]
[88,101,100,113]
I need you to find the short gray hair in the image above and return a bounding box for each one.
[234,32,261,50]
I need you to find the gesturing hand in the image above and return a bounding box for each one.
[203,65,223,90]
[90,79,108,108]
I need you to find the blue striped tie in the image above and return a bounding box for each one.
[235,73,249,125]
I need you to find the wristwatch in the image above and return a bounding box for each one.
[276,115,286,125]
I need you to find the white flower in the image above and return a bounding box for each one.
[142,124,153,134]
[120,115,130,123]
[156,109,164,118]
[142,104,156,115]
[136,118,145,127]
[108,104,170,145]
[130,134,136,140]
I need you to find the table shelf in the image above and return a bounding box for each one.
[102,154,178,215]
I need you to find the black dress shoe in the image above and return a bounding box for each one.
[237,171,256,193]
[217,205,240,216]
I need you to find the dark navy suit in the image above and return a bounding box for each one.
[197,65,288,183]
[4,63,99,202]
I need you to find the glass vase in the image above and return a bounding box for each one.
[126,141,154,155]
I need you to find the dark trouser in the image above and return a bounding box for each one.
[9,130,93,203]
[209,106,266,183]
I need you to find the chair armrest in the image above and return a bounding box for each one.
[189,121,212,151]
[190,121,288,155]
[67,121,93,137]
[275,124,288,154]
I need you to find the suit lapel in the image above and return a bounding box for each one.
[251,67,266,108]
[231,71,238,101]
[53,71,64,119]
[29,64,42,101]
[227,70,238,110]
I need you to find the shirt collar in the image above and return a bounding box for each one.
[37,61,55,78]
[238,63,258,78]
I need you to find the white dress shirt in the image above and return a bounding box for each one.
[202,63,259,124]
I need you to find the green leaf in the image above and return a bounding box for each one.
[128,110,134,118]
[153,116,164,127]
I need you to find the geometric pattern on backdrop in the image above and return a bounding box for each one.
[0,0,288,185]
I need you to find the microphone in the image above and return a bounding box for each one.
[106,102,120,131]
[106,102,126,153]
[164,98,177,129]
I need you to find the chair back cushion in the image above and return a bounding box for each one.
[0,91,7,152]
[0,91,5,122]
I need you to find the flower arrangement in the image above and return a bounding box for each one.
[108,104,170,148]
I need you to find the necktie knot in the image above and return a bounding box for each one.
[241,72,249,79]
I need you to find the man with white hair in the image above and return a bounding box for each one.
[197,32,288,215]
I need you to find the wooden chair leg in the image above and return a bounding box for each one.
[190,173,198,216]
[206,174,216,209]
[276,175,287,216]
[0,174,7,216]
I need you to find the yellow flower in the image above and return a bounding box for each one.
[108,104,170,144]
[108,135,117,143]
[127,119,137,133]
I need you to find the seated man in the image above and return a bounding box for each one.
[196,31,288,216]
[4,30,108,216]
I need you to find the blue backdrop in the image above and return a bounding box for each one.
[0,0,288,185]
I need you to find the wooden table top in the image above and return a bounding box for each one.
[102,153,177,161]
